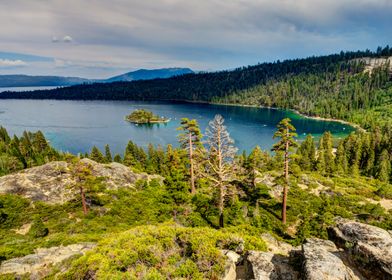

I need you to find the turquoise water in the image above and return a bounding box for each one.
[0,100,355,154]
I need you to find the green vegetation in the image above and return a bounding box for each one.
[0,46,391,278]
[125,109,170,124]
[59,223,266,279]
[0,117,390,270]
[0,128,61,176]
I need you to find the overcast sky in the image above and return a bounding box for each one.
[0,0,391,78]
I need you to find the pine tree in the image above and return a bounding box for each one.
[32,131,48,153]
[297,134,316,171]
[67,159,95,215]
[104,144,112,163]
[90,146,105,163]
[177,118,202,194]
[377,149,391,182]
[335,141,348,175]
[247,146,270,186]
[317,132,335,174]
[204,114,238,228]
[113,154,122,163]
[0,126,10,143]
[272,118,298,224]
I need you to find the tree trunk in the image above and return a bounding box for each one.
[217,127,225,228]
[80,186,88,215]
[219,184,224,228]
[189,133,195,194]
[282,128,289,224]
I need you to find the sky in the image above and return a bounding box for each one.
[0,0,391,79]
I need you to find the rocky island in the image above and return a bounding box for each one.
[125,109,170,124]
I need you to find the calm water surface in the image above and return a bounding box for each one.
[0,100,354,155]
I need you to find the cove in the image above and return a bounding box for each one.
[0,100,355,155]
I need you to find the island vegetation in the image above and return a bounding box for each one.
[125,109,170,124]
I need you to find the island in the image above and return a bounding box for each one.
[125,109,170,124]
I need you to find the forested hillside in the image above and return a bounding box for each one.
[1,47,391,130]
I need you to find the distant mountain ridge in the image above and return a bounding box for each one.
[105,68,194,82]
[0,68,194,87]
[0,75,90,87]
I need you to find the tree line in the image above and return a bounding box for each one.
[0,112,390,227]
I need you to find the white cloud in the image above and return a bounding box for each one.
[0,0,390,77]
[0,59,27,67]
[63,35,73,43]
[54,58,74,67]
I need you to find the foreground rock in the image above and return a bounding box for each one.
[329,217,392,279]
[0,243,95,278]
[222,250,241,280]
[302,238,359,280]
[0,158,162,204]
[244,250,299,280]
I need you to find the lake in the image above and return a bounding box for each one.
[0,100,355,155]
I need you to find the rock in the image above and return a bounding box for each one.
[353,57,392,75]
[328,217,392,279]
[302,238,359,280]
[261,233,293,256]
[0,158,163,204]
[244,251,299,280]
[222,250,241,280]
[13,223,32,235]
[0,243,95,278]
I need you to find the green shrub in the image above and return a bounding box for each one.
[58,223,266,279]
[376,183,392,199]
[29,218,49,238]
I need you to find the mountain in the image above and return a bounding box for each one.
[0,75,90,87]
[104,67,194,82]
[0,68,194,88]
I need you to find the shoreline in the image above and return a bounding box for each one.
[184,100,365,132]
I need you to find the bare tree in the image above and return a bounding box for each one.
[204,114,237,228]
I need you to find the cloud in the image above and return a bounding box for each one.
[62,35,73,43]
[0,0,390,78]
[0,59,27,67]
[54,58,69,67]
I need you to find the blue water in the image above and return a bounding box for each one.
[0,100,354,155]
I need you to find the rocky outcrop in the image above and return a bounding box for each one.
[244,251,299,280]
[353,57,392,75]
[0,158,162,204]
[302,238,359,280]
[240,218,392,279]
[0,243,95,278]
[222,250,241,280]
[328,217,392,279]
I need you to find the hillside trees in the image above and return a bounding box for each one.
[296,134,316,171]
